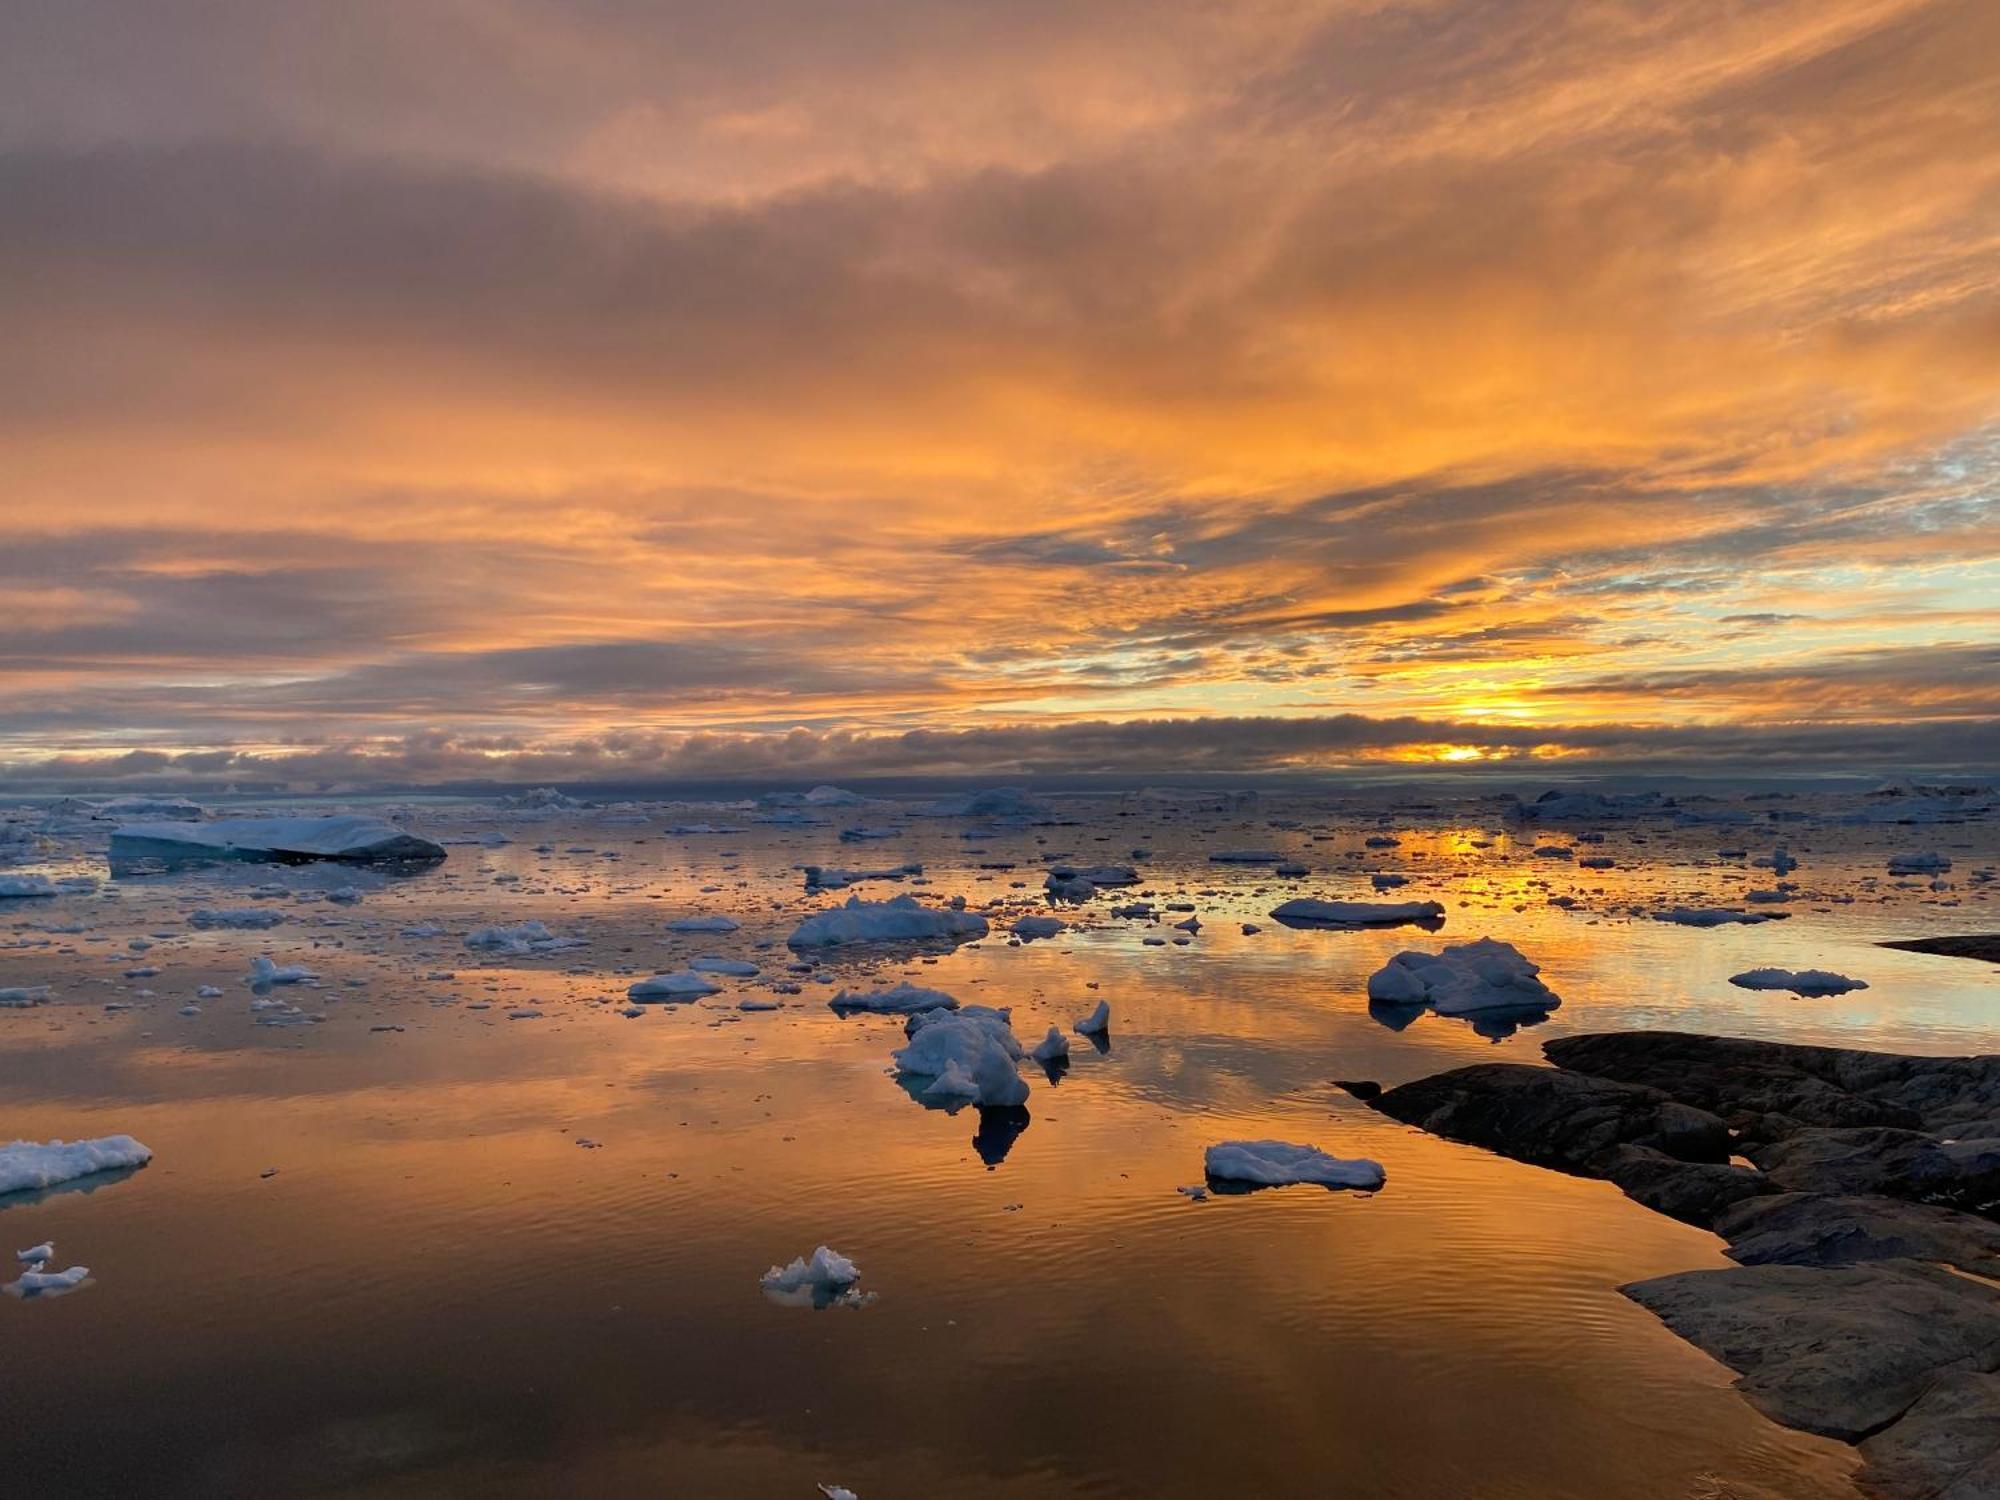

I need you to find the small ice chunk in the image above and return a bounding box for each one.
[1365,938,1560,1016]
[1074,999,1111,1035]
[246,955,317,986]
[666,914,740,933]
[0,1135,153,1195]
[760,1244,858,1295]
[829,982,959,1014]
[0,986,51,1008]
[626,971,723,1002]
[688,956,760,976]
[1270,898,1445,927]
[0,874,58,899]
[1204,1140,1385,1190]
[787,894,988,948]
[819,1485,860,1499]
[1728,967,1869,997]
[1011,915,1063,939]
[1887,852,1952,875]
[16,1241,53,1263]
[463,920,585,954]
[8,1264,88,1294]
[189,907,286,929]
[892,1011,1029,1107]
[1651,906,1784,927]
[1030,1025,1069,1062]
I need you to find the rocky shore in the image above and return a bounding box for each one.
[1368,1029,2000,1497]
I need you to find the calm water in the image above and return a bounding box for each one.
[2,789,1994,1497]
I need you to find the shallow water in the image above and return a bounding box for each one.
[2,788,1994,1496]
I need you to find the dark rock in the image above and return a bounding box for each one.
[1857,1370,2000,1499]
[1601,1144,1781,1227]
[1717,1192,2000,1278]
[1750,1129,2000,1211]
[1621,1259,2000,1442]
[1373,1062,1730,1173]
[1332,1078,1382,1101]
[1877,934,2000,965]
[1546,1031,2000,1142]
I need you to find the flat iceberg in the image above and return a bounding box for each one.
[0,1135,153,1196]
[0,986,51,1008]
[627,971,723,1001]
[1729,967,1869,997]
[247,955,317,986]
[1366,938,1559,1016]
[829,981,958,1014]
[463,921,585,955]
[1204,1140,1385,1190]
[1271,897,1445,928]
[1652,906,1785,927]
[1011,914,1063,939]
[189,907,286,929]
[0,874,58,899]
[665,914,740,933]
[787,894,988,948]
[110,816,445,870]
[1887,852,1952,875]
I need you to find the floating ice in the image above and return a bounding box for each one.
[463,921,585,955]
[892,1010,1029,1107]
[7,1264,88,1295]
[787,894,988,948]
[0,874,58,899]
[1047,864,1138,887]
[829,981,959,1014]
[1074,999,1111,1035]
[760,1244,859,1295]
[0,1135,152,1196]
[1651,906,1785,927]
[1887,852,1952,875]
[1030,1025,1070,1062]
[1204,1140,1385,1190]
[17,1241,53,1262]
[666,914,740,933]
[1011,915,1063,940]
[1270,898,1445,927]
[688,956,760,976]
[1729,967,1869,997]
[1209,849,1281,863]
[803,863,920,890]
[189,907,286,929]
[247,955,317,986]
[1367,938,1560,1016]
[109,815,445,868]
[627,971,723,1002]
[0,986,51,1008]
[918,787,1044,818]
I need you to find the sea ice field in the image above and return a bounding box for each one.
[1,780,1994,1497]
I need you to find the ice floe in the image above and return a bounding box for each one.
[829,981,958,1014]
[787,894,988,948]
[463,921,585,955]
[109,815,445,869]
[1728,968,1869,997]
[1366,938,1561,1016]
[627,971,723,1002]
[0,874,58,899]
[189,907,286,929]
[0,1135,153,1196]
[1203,1140,1385,1191]
[1270,897,1445,928]
[892,1008,1029,1108]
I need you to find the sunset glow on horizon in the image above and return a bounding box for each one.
[3,0,1996,786]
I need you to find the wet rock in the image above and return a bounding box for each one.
[1373,1063,1730,1173]
[1856,1370,2000,1499]
[1749,1127,2000,1211]
[1600,1144,1781,1227]
[1620,1259,2000,1442]
[1545,1031,2000,1142]
[1716,1192,2000,1278]
[1332,1078,1382,1101]
[1877,934,2000,965]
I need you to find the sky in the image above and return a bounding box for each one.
[1,0,1996,788]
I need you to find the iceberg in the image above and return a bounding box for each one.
[189,907,286,929]
[1270,898,1445,928]
[1203,1140,1385,1190]
[1728,967,1869,997]
[760,1244,861,1298]
[1366,938,1560,1016]
[665,914,740,933]
[787,894,988,948]
[892,1009,1029,1107]
[0,874,58,899]
[1074,999,1110,1035]
[1651,906,1785,927]
[109,816,445,870]
[0,1135,153,1196]
[463,921,585,955]
[1011,914,1063,940]
[829,981,958,1014]
[627,971,723,1001]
